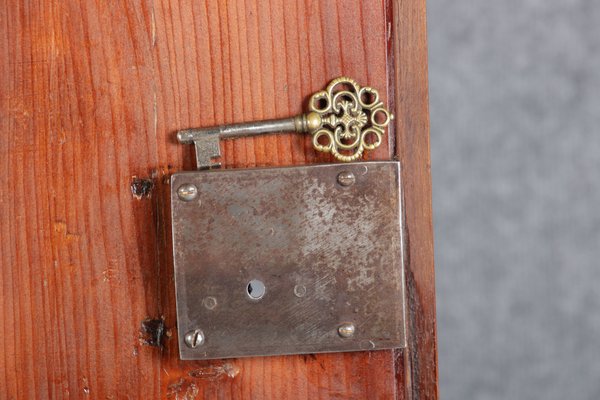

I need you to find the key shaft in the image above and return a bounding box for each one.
[178,116,302,143]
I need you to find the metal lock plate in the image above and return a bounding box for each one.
[171,161,406,360]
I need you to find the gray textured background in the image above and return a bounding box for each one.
[428,1,600,399]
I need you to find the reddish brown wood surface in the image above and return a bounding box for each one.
[0,0,436,399]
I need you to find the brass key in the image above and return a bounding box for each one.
[177,77,393,169]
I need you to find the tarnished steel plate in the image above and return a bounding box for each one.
[171,161,406,360]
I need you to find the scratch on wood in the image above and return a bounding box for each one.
[52,221,80,247]
[166,379,199,400]
[82,376,90,395]
[153,92,158,139]
[151,3,157,47]
[102,267,119,283]
[188,363,240,381]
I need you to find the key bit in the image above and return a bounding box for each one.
[177,76,394,169]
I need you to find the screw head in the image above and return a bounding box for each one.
[203,296,217,310]
[184,329,205,348]
[338,323,356,338]
[337,171,355,187]
[293,284,307,298]
[177,183,198,201]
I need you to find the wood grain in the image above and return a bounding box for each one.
[392,0,438,398]
[0,0,436,398]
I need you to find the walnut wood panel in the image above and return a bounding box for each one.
[0,0,436,399]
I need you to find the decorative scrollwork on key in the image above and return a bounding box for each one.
[307,77,393,162]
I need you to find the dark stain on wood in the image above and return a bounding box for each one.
[131,176,155,199]
[140,317,168,349]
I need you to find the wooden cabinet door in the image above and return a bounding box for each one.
[1,0,436,398]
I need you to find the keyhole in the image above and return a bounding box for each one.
[247,279,266,300]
